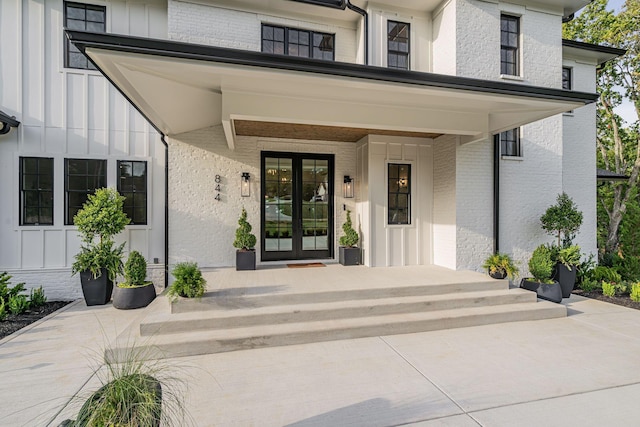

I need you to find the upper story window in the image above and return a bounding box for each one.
[388,163,411,225]
[118,160,148,225]
[64,2,106,70]
[500,128,521,157]
[562,67,572,90]
[387,21,410,70]
[65,158,107,225]
[261,24,335,61]
[20,157,54,226]
[500,14,520,76]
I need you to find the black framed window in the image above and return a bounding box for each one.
[64,2,106,70]
[65,158,107,225]
[388,21,410,70]
[500,128,521,157]
[118,160,147,225]
[562,67,572,90]
[261,24,335,61]
[388,163,411,225]
[20,157,54,226]
[500,14,519,76]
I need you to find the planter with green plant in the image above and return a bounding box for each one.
[233,208,257,271]
[520,244,562,303]
[166,262,206,302]
[113,251,156,310]
[482,252,518,280]
[339,210,360,266]
[540,192,583,248]
[71,188,130,306]
[553,245,581,298]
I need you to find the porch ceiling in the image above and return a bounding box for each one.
[66,30,598,148]
[234,120,442,142]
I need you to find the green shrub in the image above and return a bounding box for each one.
[0,272,26,301]
[233,208,257,250]
[591,266,621,283]
[167,262,206,301]
[124,251,148,286]
[613,255,640,282]
[540,192,583,247]
[29,286,47,308]
[576,254,596,287]
[579,278,599,292]
[8,294,30,315]
[482,252,519,279]
[630,283,640,302]
[0,298,7,321]
[529,245,554,283]
[602,281,616,297]
[339,210,359,248]
[557,245,581,269]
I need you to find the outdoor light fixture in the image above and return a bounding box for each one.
[343,175,354,198]
[241,172,251,197]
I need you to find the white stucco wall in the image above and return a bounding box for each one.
[168,126,357,269]
[433,136,457,269]
[0,0,168,299]
[168,0,358,63]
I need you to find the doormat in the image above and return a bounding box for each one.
[287,263,326,268]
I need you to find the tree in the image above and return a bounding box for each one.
[540,192,583,247]
[233,208,257,250]
[564,0,640,253]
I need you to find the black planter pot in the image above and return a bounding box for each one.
[236,249,256,271]
[112,283,156,309]
[536,282,563,303]
[80,269,113,306]
[488,270,507,279]
[554,263,577,299]
[339,246,360,266]
[520,279,540,292]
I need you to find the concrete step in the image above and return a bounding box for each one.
[107,300,566,361]
[141,288,536,336]
[170,280,508,313]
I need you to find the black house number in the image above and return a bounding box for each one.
[215,175,222,201]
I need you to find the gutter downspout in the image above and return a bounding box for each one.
[493,134,500,253]
[346,1,368,65]
[161,135,169,289]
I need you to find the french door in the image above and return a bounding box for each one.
[261,152,334,261]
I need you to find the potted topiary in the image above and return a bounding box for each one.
[482,252,519,280]
[71,188,130,306]
[166,262,206,301]
[339,210,360,266]
[520,244,562,303]
[554,245,581,298]
[112,251,156,310]
[233,208,257,271]
[540,192,583,248]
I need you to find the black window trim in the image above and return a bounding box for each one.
[562,66,572,90]
[117,159,148,225]
[387,20,410,70]
[64,1,106,70]
[64,157,108,225]
[500,14,520,77]
[20,157,55,226]
[261,23,335,61]
[500,128,522,158]
[387,162,412,226]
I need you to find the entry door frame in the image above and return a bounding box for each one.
[261,151,335,262]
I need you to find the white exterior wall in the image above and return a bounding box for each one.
[356,136,433,267]
[0,0,168,300]
[562,59,598,258]
[433,136,457,270]
[168,126,357,268]
[168,0,358,64]
[431,0,457,75]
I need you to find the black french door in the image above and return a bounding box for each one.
[261,152,334,261]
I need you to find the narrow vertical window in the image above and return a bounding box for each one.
[64,2,106,70]
[261,24,334,61]
[118,160,148,225]
[388,163,411,225]
[388,21,410,70]
[20,157,54,226]
[500,15,519,76]
[65,159,107,225]
[500,128,521,157]
[562,67,572,90]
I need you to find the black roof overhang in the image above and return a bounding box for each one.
[66,29,599,106]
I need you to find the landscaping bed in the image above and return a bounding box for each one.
[0,301,71,340]
[572,289,640,311]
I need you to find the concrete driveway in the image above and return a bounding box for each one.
[1,294,640,426]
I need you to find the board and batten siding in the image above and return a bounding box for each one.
[0,0,168,300]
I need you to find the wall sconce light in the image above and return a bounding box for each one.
[241,172,250,197]
[343,175,354,198]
